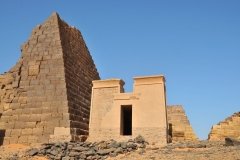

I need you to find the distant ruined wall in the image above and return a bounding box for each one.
[0,12,100,145]
[167,105,199,142]
[208,112,240,140]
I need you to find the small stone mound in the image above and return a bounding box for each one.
[225,137,240,146]
[161,140,225,149]
[27,135,149,159]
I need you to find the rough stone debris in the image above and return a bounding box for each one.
[208,111,240,140]
[0,12,100,145]
[2,137,240,159]
[225,137,240,146]
[25,135,149,159]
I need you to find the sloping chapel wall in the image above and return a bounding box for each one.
[0,12,100,145]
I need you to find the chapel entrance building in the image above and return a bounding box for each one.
[89,75,168,145]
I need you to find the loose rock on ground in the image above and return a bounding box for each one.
[1,136,240,160]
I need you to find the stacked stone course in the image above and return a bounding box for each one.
[0,12,100,145]
[208,112,240,140]
[167,105,199,142]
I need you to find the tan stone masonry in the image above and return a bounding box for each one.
[0,12,201,145]
[89,75,168,146]
[167,105,199,142]
[0,12,100,145]
[208,112,240,140]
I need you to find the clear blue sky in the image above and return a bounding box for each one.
[0,1,239,140]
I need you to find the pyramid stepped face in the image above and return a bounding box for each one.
[167,105,199,142]
[0,12,100,145]
[208,112,240,140]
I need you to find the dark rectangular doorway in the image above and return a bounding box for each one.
[121,105,132,135]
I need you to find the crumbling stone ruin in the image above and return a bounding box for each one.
[208,112,240,140]
[0,12,100,145]
[0,12,200,146]
[167,105,199,142]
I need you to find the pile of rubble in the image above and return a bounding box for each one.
[3,136,240,160]
[26,135,149,160]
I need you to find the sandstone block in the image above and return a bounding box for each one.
[31,108,42,114]
[38,135,49,143]
[18,97,27,104]
[21,128,33,136]
[51,101,62,107]
[41,113,52,121]
[10,103,21,109]
[51,113,62,121]
[43,127,54,134]
[5,122,15,129]
[54,127,70,135]
[29,65,39,76]
[0,116,10,122]
[18,136,28,144]
[3,137,10,145]
[36,120,59,128]
[9,135,19,144]
[5,129,12,137]
[14,121,26,129]
[12,81,19,88]
[28,136,38,143]
[11,129,22,136]
[32,128,43,135]
[44,84,55,90]
[42,107,57,113]
[222,125,230,130]
[29,114,41,122]
[19,115,30,121]
[232,117,240,122]
[0,122,5,129]
[19,81,29,87]
[172,131,184,137]
[58,107,69,113]
[22,108,31,114]
[25,122,36,128]
[60,120,70,127]
[63,113,70,120]
[30,79,39,85]
[3,103,10,110]
[3,109,13,116]
[12,109,23,115]
[41,102,52,108]
[174,126,186,132]
[176,137,185,142]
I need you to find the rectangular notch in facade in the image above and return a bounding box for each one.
[121,105,132,135]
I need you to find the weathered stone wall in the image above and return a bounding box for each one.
[58,14,100,140]
[89,76,168,145]
[208,112,240,140]
[167,105,199,142]
[0,12,100,145]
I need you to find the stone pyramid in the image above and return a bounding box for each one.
[167,105,199,142]
[208,112,240,140]
[0,12,100,145]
